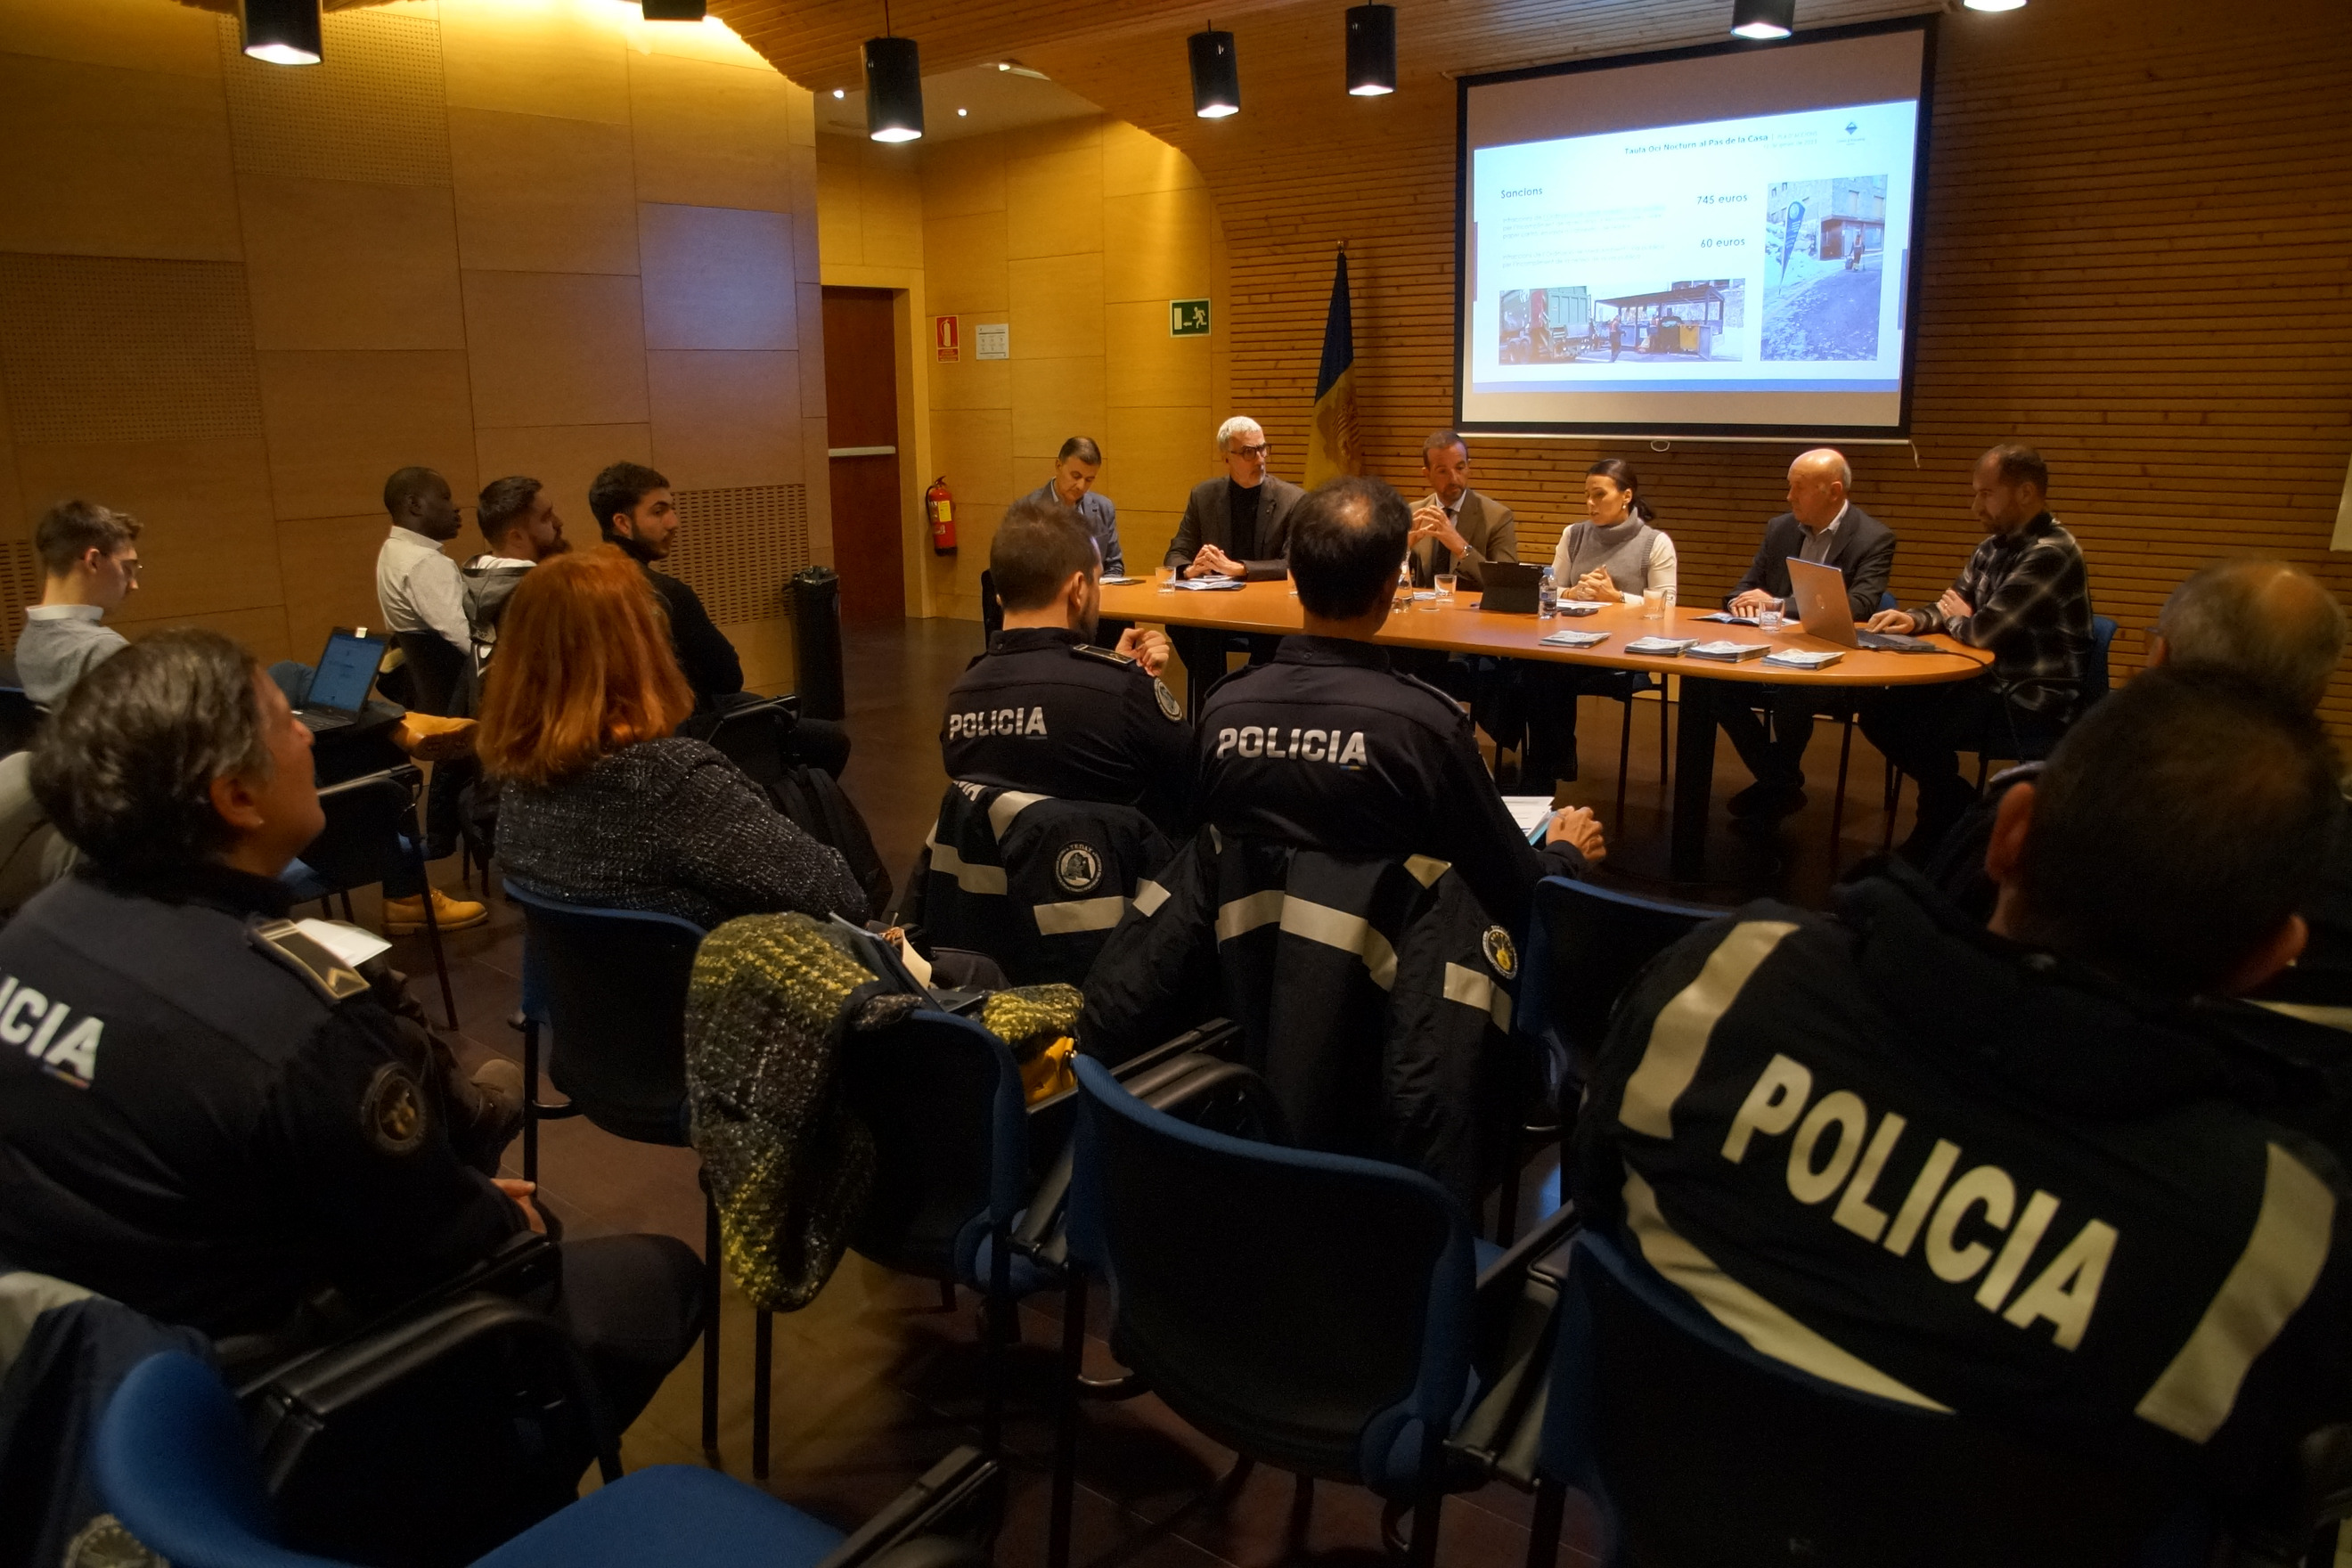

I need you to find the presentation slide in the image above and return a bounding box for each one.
[1457,23,1932,437]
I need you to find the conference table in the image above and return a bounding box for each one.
[1097,577,1988,881]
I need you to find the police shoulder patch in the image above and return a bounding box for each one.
[361,1063,429,1156]
[1482,925,1519,980]
[1074,643,1135,666]
[1054,842,1105,894]
[1154,678,1183,722]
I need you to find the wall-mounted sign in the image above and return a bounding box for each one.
[1170,298,1211,337]
[975,322,1009,360]
[934,315,959,361]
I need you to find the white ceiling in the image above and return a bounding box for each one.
[818,59,1102,143]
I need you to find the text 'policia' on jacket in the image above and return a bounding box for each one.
[941,626,1190,835]
[0,865,522,1337]
[1192,635,1587,940]
[1572,862,2352,1498]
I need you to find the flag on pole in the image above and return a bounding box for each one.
[1305,249,1361,487]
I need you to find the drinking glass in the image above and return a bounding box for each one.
[1642,586,1667,620]
[1759,603,1783,632]
[1157,567,1177,594]
[1434,573,1458,600]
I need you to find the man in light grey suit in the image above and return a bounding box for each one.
[1162,415,1305,706]
[1408,430,1517,589]
[1020,436,1123,576]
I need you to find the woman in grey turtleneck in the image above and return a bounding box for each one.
[1522,461,1679,791]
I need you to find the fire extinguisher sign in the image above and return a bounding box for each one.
[934,315,960,361]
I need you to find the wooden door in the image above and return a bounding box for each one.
[821,286,906,623]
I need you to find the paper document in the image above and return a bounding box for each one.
[1174,576,1245,592]
[1502,796,1557,837]
[1540,629,1609,648]
[296,918,392,969]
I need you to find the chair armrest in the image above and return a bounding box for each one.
[1454,1205,1584,1490]
[814,1446,1000,1568]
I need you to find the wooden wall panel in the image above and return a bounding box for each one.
[0,0,824,678]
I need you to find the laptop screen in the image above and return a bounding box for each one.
[306,631,387,714]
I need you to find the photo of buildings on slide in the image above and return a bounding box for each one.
[1763,176,1887,361]
[1499,279,1745,365]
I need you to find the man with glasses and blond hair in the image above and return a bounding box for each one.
[13,499,142,707]
[1162,416,1306,706]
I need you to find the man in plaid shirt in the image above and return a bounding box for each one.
[1860,445,2093,861]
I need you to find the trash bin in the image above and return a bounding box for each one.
[790,566,846,721]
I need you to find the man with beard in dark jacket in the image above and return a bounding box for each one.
[1576,666,2352,1517]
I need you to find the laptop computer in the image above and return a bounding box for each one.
[296,628,390,732]
[1784,559,1940,653]
[1477,560,1544,614]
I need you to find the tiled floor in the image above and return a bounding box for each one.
[375,618,1915,1568]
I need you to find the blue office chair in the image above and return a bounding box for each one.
[95,1351,997,1568]
[1496,878,1719,1242]
[1058,1055,1493,1568]
[1525,1230,2217,1568]
[502,883,756,1472]
[839,1007,1044,1456]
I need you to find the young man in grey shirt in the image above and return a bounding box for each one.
[12,500,140,707]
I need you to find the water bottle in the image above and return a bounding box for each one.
[1538,566,1558,619]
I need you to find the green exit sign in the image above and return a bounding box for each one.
[1170,298,1211,337]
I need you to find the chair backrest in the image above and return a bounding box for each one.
[978,570,1004,640]
[1543,1231,2209,1568]
[838,1009,1026,1285]
[504,880,705,1146]
[2081,613,2119,711]
[391,631,470,718]
[694,696,796,792]
[1068,1056,1476,1490]
[95,1352,337,1568]
[295,767,422,896]
[1518,876,1720,1087]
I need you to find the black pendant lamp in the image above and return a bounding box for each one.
[864,37,923,141]
[1188,27,1239,119]
[1729,0,1796,39]
[241,0,322,65]
[641,0,707,18]
[1346,4,1395,96]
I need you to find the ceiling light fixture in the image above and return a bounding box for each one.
[241,0,323,65]
[1188,25,1239,118]
[864,14,923,143]
[640,0,706,20]
[1728,0,1795,38]
[833,87,845,98]
[1961,0,2026,9]
[1345,4,1395,95]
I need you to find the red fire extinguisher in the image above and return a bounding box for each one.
[927,477,957,554]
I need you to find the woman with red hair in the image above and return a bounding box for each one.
[479,546,863,926]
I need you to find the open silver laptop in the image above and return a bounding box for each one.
[1784,558,1936,653]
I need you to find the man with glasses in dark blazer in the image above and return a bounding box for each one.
[1161,416,1305,710]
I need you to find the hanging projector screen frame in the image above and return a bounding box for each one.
[1453,16,1940,443]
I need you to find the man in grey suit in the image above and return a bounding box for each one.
[1163,416,1306,706]
[1408,430,1517,589]
[1020,437,1123,576]
[1714,447,1899,824]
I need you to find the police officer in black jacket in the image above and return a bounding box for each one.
[1576,667,2352,1507]
[943,494,1189,832]
[1196,474,1605,938]
[0,631,701,1427]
